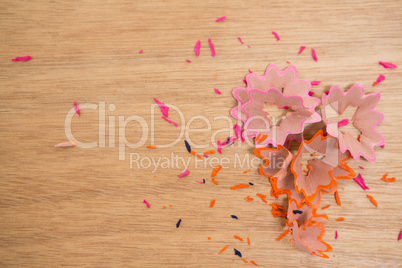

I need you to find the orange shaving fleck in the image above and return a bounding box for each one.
[169,204,172,207]
[243,169,250,174]
[244,196,250,200]
[146,145,157,149]
[230,184,250,190]
[256,193,267,203]
[321,204,331,210]
[247,237,250,245]
[234,235,243,241]
[373,81,376,86]
[210,199,216,207]
[336,217,345,221]
[335,191,341,206]
[241,258,248,263]
[218,245,229,254]
[163,206,166,208]
[208,237,211,240]
[212,178,219,185]
[211,165,222,177]
[204,150,215,154]
[250,260,258,265]
[276,229,290,241]
[256,133,261,141]
[366,194,378,207]
[257,134,268,144]
[246,197,254,202]
[190,151,202,159]
[381,173,396,182]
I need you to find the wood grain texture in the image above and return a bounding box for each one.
[0,0,401,267]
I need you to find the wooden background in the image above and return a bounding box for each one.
[1,0,401,267]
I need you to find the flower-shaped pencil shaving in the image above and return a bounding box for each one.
[322,84,384,162]
[231,64,321,146]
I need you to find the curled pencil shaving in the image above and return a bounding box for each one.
[178,170,190,178]
[74,101,80,116]
[55,141,76,147]
[143,199,150,208]
[353,174,369,190]
[12,55,32,61]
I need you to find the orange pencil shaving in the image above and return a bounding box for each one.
[335,191,341,206]
[381,173,396,182]
[218,245,229,254]
[336,217,345,221]
[210,199,216,207]
[256,193,267,203]
[321,204,331,210]
[190,151,202,159]
[255,133,261,141]
[257,134,268,144]
[146,145,157,149]
[276,229,289,241]
[208,237,211,240]
[211,165,222,177]
[230,184,250,190]
[247,237,250,245]
[367,194,378,207]
[241,258,248,263]
[234,235,243,241]
[250,260,258,265]
[204,150,215,154]
[212,178,219,185]
[246,197,254,202]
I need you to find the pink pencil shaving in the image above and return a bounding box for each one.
[208,38,215,57]
[203,154,209,158]
[196,180,204,184]
[217,140,222,154]
[376,74,385,85]
[359,166,364,169]
[138,50,143,54]
[312,48,317,62]
[286,61,291,64]
[398,229,402,241]
[335,231,338,240]
[238,37,244,44]
[214,88,221,94]
[308,91,315,96]
[74,101,80,117]
[185,59,191,63]
[337,119,349,127]
[243,79,247,84]
[12,55,32,62]
[272,31,280,41]
[55,141,77,147]
[379,61,397,69]
[298,46,306,54]
[162,116,178,127]
[194,40,201,57]
[248,69,253,73]
[311,80,321,85]
[353,174,370,190]
[179,170,190,178]
[233,124,245,142]
[216,16,226,22]
[143,199,151,208]
[154,98,169,118]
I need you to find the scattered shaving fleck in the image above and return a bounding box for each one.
[230,184,250,190]
[185,59,191,63]
[146,145,157,149]
[398,230,402,241]
[154,98,169,117]
[381,173,396,182]
[162,116,178,127]
[208,38,215,57]
[178,170,190,178]
[379,61,397,69]
[234,248,242,257]
[335,217,345,221]
[143,199,150,208]
[321,204,331,210]
[335,231,338,240]
[272,31,280,41]
[298,46,306,54]
[214,88,221,94]
[176,219,182,228]
[138,50,143,54]
[211,165,222,177]
[218,245,230,254]
[353,174,369,190]
[210,199,216,207]
[12,55,32,61]
[337,119,349,127]
[238,37,244,44]
[194,40,201,57]
[55,141,76,147]
[366,194,378,207]
[374,74,385,86]
[74,101,80,117]
[234,235,243,241]
[216,16,226,22]
[184,140,191,153]
[231,215,238,219]
[312,48,317,62]
[311,81,321,85]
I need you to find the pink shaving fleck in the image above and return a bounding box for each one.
[208,38,215,57]
[248,69,253,73]
[238,37,244,44]
[214,88,221,95]
[203,154,209,158]
[375,74,385,85]
[272,31,280,41]
[308,91,315,96]
[143,199,151,208]
[247,45,251,48]
[243,79,247,85]
[138,50,143,54]
[194,40,201,57]
[196,180,204,183]
[217,140,222,154]
[286,61,291,64]
[55,141,77,147]
[298,46,306,54]
[154,98,169,118]
[379,61,397,69]
[311,81,321,85]
[325,90,330,95]
[185,59,191,63]
[278,106,289,109]
[162,116,178,127]
[74,101,80,117]
[335,231,338,240]
[178,170,190,178]
[337,119,349,127]
[353,174,370,190]
[398,230,402,241]
[216,16,226,22]
[380,144,385,149]
[12,55,32,62]
[233,124,245,142]
[359,166,364,169]
[312,48,317,62]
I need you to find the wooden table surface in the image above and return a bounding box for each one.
[1,0,401,267]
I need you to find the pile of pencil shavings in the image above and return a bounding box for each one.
[231,64,384,258]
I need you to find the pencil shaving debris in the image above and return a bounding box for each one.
[143,199,150,208]
[12,55,32,61]
[379,61,397,69]
[216,16,226,22]
[312,48,317,61]
[194,40,201,57]
[178,170,190,178]
[55,141,77,147]
[74,101,80,116]
[298,46,306,54]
